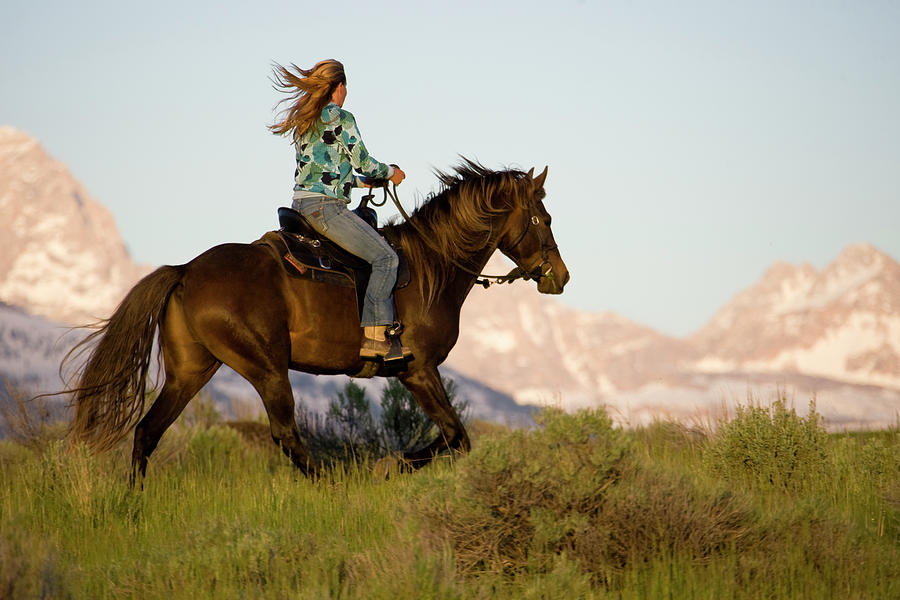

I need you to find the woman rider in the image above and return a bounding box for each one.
[269,59,409,361]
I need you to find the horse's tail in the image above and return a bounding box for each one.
[66,265,185,451]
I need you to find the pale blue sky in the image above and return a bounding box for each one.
[2,1,899,336]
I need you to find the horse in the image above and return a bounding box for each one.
[66,159,570,484]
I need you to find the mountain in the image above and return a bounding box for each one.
[0,126,151,325]
[0,302,82,390]
[689,244,900,389]
[445,248,900,429]
[449,263,695,408]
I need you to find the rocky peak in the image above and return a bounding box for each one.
[688,243,900,388]
[831,243,894,272]
[811,244,900,312]
[0,127,150,325]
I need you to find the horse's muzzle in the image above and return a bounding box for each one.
[536,257,569,294]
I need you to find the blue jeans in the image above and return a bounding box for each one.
[294,195,398,327]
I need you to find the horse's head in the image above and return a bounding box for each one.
[498,166,570,294]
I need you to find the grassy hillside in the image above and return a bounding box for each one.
[1,400,898,599]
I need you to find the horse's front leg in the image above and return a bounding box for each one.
[397,365,471,468]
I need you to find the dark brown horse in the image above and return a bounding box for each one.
[67,160,569,483]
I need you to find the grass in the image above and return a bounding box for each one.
[1,398,898,599]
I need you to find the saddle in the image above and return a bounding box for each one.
[255,206,410,319]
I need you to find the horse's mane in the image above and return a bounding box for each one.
[383,159,530,307]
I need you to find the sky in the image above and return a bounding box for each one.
[2,1,899,337]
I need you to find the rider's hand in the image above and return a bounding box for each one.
[390,166,406,185]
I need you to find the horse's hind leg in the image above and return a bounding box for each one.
[131,370,216,486]
[175,257,316,477]
[131,297,220,486]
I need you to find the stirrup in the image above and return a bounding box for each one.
[384,321,412,364]
[385,321,404,338]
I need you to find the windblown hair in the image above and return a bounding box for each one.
[384,159,531,307]
[268,59,346,139]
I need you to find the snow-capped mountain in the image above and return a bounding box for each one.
[0,126,151,325]
[689,244,900,389]
[445,248,900,428]
[449,262,695,409]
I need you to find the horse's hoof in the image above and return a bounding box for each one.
[373,455,403,481]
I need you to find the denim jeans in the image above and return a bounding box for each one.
[294,195,398,327]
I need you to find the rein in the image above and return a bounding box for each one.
[366,182,554,289]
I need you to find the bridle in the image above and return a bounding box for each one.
[500,196,559,287]
[373,182,558,289]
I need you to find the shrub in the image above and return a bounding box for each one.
[295,381,382,465]
[183,425,246,473]
[582,465,749,573]
[858,434,900,487]
[179,393,223,430]
[0,386,69,452]
[0,527,69,600]
[703,398,830,492]
[327,381,380,452]
[295,378,467,466]
[416,408,629,576]
[380,376,468,453]
[414,408,752,584]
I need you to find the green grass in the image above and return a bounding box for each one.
[1,401,898,599]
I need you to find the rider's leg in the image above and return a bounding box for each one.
[296,196,408,359]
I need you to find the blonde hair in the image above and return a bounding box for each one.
[269,59,346,139]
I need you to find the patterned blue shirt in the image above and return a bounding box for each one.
[292,103,393,201]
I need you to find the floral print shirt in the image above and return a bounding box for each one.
[292,102,393,201]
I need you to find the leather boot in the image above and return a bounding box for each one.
[360,325,391,359]
[360,325,412,361]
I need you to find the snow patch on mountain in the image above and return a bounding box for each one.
[0,127,151,325]
[0,302,83,387]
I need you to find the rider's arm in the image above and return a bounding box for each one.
[333,107,393,181]
[351,173,392,188]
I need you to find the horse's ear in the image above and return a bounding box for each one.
[526,167,535,179]
[533,166,548,189]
